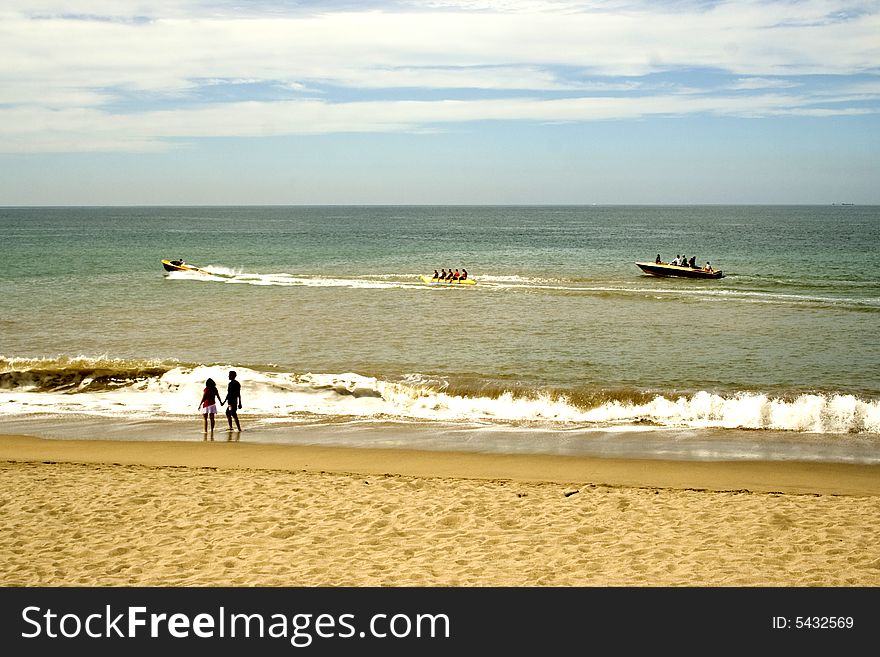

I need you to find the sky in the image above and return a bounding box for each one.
[1,0,878,205]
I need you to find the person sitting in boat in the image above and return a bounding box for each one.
[452,269,460,280]
[671,254,681,266]
[432,270,440,280]
[439,269,447,280]
[655,254,662,264]
[460,269,468,280]
[445,269,455,280]
[170,259,184,266]
[703,261,713,273]
[688,255,696,268]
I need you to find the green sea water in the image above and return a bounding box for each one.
[2,205,879,460]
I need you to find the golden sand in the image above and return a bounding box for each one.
[2,434,879,586]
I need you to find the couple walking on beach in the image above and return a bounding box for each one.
[198,370,243,433]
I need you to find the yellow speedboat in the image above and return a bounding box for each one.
[161,259,212,275]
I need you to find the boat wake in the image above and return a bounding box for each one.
[165,267,416,289]
[162,266,879,310]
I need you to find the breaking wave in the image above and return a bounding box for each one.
[2,356,878,434]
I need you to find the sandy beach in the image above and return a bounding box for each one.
[2,433,879,587]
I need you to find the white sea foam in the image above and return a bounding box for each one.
[2,364,878,434]
[167,267,417,289]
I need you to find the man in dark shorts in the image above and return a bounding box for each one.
[223,370,243,431]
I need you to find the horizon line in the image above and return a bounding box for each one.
[1,202,873,209]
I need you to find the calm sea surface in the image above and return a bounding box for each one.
[2,206,879,462]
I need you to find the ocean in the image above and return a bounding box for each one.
[2,205,879,463]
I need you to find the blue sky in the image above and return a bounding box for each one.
[1,0,878,205]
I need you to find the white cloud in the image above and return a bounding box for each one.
[1,1,878,151]
[2,90,873,152]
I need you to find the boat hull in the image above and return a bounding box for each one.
[636,262,723,279]
[161,259,211,275]
[420,275,476,285]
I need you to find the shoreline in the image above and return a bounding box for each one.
[3,434,880,586]
[2,413,879,467]
[2,433,880,495]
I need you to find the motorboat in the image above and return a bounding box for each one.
[161,259,211,275]
[636,261,723,279]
